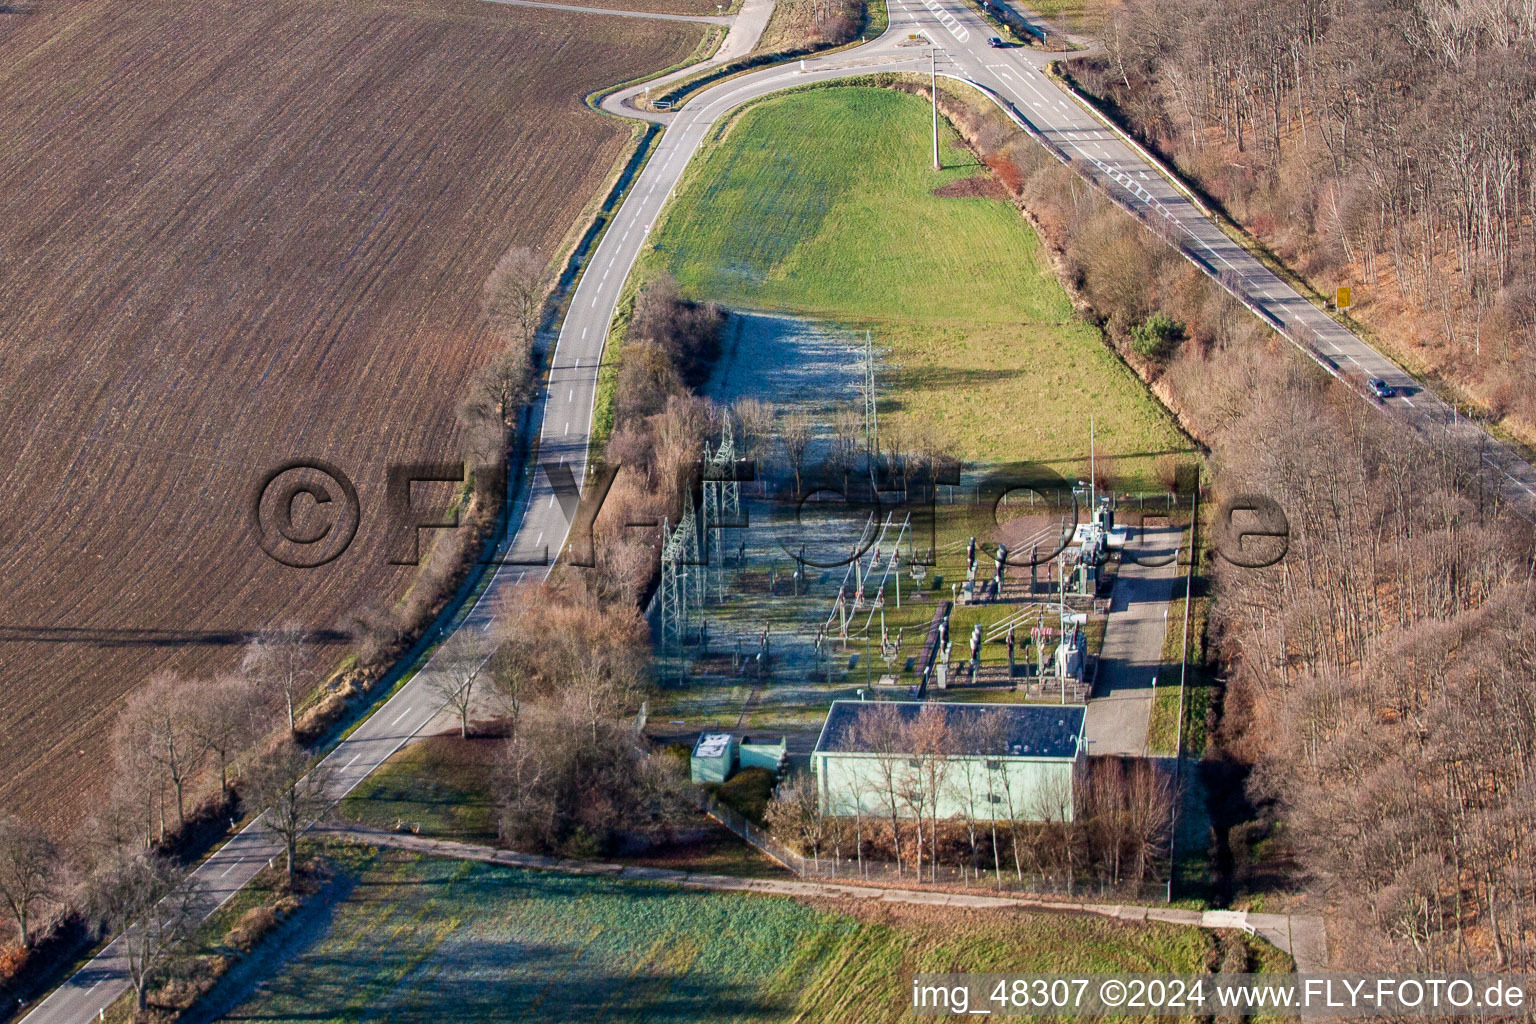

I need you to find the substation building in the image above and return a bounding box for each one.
[809,700,1087,822]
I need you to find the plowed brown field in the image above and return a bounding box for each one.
[0,0,702,825]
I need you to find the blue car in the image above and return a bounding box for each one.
[1367,378,1393,400]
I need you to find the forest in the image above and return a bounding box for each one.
[1081,0,1536,435]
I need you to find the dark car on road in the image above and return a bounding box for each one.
[1368,378,1393,400]
[987,35,1004,47]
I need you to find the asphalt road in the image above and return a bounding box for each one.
[25,1,1530,1018]
[1084,527,1182,755]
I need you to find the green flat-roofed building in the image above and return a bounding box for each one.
[811,700,1087,822]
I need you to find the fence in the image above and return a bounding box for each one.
[702,796,1169,903]
[703,794,808,873]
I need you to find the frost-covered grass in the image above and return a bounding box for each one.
[224,845,1231,1023]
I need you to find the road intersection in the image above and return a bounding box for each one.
[25,0,1532,1016]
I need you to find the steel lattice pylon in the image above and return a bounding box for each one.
[659,516,687,649]
[659,491,702,649]
[701,419,741,603]
[680,491,704,623]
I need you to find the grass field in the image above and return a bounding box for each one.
[1146,587,1211,758]
[217,845,1253,1023]
[1023,0,1109,35]
[635,86,1185,480]
[343,734,502,843]
[0,0,703,826]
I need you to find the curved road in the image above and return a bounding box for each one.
[26,0,1536,1018]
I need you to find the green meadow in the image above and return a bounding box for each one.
[637,85,1186,481]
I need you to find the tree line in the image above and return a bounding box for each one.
[0,621,344,1003]
[1208,358,1536,971]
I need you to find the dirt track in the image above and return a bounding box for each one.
[0,0,703,825]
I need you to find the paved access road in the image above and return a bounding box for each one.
[1085,526,1182,756]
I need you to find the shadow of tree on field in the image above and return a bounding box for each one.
[0,625,348,647]
[211,876,795,1023]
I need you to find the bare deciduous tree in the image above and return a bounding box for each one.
[247,741,332,887]
[86,852,200,1011]
[494,706,683,857]
[243,624,314,737]
[731,398,775,466]
[482,246,548,352]
[765,773,827,869]
[853,701,910,878]
[190,673,261,798]
[0,815,59,949]
[458,345,536,470]
[780,412,814,494]
[117,672,203,831]
[428,630,489,739]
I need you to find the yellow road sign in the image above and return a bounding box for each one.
[1336,286,1352,309]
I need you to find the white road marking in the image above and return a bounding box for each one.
[220,859,241,877]
[569,388,574,401]
[390,706,414,726]
[919,0,969,40]
[564,421,570,435]
[345,751,363,770]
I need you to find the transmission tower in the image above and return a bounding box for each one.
[701,420,741,603]
[679,491,704,626]
[659,516,686,650]
[702,441,721,604]
[660,494,703,649]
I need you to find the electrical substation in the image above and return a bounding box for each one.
[644,329,1194,736]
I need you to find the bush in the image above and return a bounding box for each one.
[715,767,776,825]
[224,905,279,953]
[0,943,29,987]
[1131,312,1185,361]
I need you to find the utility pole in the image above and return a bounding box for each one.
[931,49,940,171]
